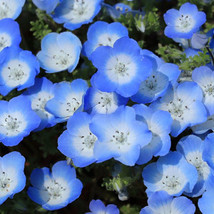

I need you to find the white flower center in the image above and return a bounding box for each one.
[44,178,70,205]
[0,0,17,19]
[51,49,73,69]
[186,151,210,180]
[1,60,30,87]
[74,125,97,157]
[159,167,185,195]
[0,33,11,52]
[59,95,83,118]
[62,0,95,24]
[106,54,137,84]
[175,14,195,33]
[202,83,214,97]
[0,112,26,136]
[93,91,118,114]
[166,98,190,121]
[0,171,12,193]
[31,92,54,119]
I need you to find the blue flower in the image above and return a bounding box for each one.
[203,133,214,171]
[23,77,56,131]
[85,199,119,214]
[150,82,207,137]
[164,2,206,39]
[140,191,195,214]
[52,0,103,31]
[131,49,180,104]
[0,46,40,96]
[0,95,41,146]
[142,151,198,196]
[58,112,97,167]
[82,21,128,59]
[45,79,88,123]
[198,189,214,214]
[37,32,82,73]
[32,0,62,14]
[177,135,214,197]
[192,66,214,115]
[0,18,21,52]
[0,0,26,20]
[90,37,152,97]
[84,86,128,115]
[134,104,172,164]
[27,160,83,211]
[0,151,26,205]
[90,106,152,166]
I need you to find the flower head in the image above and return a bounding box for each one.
[27,161,83,211]
[37,32,82,73]
[0,151,26,205]
[90,37,152,97]
[0,95,41,146]
[164,2,206,39]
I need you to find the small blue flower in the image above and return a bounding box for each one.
[90,37,152,97]
[140,191,195,214]
[52,0,103,31]
[58,112,97,167]
[131,50,180,104]
[84,86,128,115]
[192,66,214,115]
[0,151,26,205]
[0,95,41,146]
[198,189,214,214]
[32,0,62,14]
[190,32,208,49]
[142,151,198,196]
[134,104,172,165]
[23,77,56,131]
[164,2,206,39]
[90,106,152,166]
[177,135,214,197]
[85,199,119,214]
[0,46,40,96]
[0,0,26,20]
[0,18,21,52]
[150,82,207,137]
[82,21,128,59]
[45,79,88,123]
[27,160,83,211]
[37,32,82,73]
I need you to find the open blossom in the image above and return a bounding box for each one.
[164,2,206,39]
[0,0,25,20]
[84,86,128,115]
[90,106,152,166]
[37,32,82,73]
[52,0,103,31]
[46,79,88,123]
[0,152,26,205]
[150,82,207,137]
[27,161,83,211]
[0,18,21,52]
[142,151,198,196]
[90,37,152,97]
[0,95,41,146]
[0,46,40,96]
[82,21,128,59]
[140,191,195,214]
[58,112,97,167]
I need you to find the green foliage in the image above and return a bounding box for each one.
[120,204,140,214]
[179,48,211,71]
[143,7,161,34]
[156,44,183,63]
[177,0,206,8]
[117,13,138,33]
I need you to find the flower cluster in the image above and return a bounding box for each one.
[1,0,214,213]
